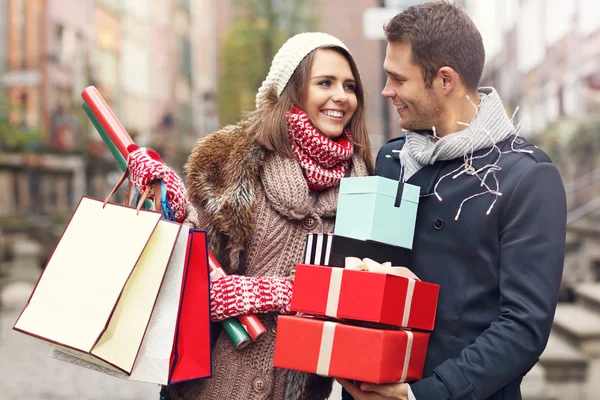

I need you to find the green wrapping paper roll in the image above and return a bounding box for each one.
[222,317,251,349]
[83,102,126,170]
[82,100,251,349]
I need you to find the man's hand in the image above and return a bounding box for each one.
[337,379,409,400]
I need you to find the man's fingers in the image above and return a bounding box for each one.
[337,378,370,398]
[360,382,407,398]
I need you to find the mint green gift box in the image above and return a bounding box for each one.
[334,176,420,249]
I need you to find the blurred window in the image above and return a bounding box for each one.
[545,0,574,46]
[580,1,600,35]
[179,37,192,79]
[177,0,191,13]
[17,0,26,69]
[594,260,600,281]
[121,39,149,95]
[96,7,120,53]
[517,0,544,73]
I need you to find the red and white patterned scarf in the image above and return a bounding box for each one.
[286,106,354,191]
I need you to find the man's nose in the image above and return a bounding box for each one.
[381,78,395,98]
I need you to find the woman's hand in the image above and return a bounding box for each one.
[210,275,294,321]
[126,144,186,222]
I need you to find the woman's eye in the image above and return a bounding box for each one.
[318,80,331,86]
[344,84,356,91]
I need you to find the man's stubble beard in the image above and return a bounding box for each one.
[400,90,445,133]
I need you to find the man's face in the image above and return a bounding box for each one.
[382,42,445,132]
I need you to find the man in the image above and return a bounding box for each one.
[339,2,566,400]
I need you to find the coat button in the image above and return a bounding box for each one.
[433,218,444,230]
[514,138,525,145]
[268,325,277,337]
[253,377,266,392]
[303,217,316,230]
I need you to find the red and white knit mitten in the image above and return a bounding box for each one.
[210,275,294,322]
[126,144,187,222]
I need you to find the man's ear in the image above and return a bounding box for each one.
[438,66,459,94]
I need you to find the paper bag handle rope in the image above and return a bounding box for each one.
[103,170,161,214]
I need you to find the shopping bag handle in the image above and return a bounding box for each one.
[103,169,130,208]
[160,181,176,221]
[134,181,162,215]
[103,170,161,215]
[137,181,175,221]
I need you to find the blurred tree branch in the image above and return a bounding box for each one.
[218,0,319,125]
[532,116,600,179]
[0,90,42,153]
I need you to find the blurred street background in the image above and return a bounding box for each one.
[1,0,600,399]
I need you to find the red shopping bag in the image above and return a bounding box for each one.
[169,229,212,383]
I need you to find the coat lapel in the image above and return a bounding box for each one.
[407,161,447,196]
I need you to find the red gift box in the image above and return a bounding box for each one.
[273,316,429,383]
[290,264,439,331]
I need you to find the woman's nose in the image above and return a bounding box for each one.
[331,86,349,103]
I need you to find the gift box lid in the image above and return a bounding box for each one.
[339,176,420,204]
[291,264,439,331]
[304,233,412,267]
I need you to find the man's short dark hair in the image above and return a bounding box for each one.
[384,1,485,91]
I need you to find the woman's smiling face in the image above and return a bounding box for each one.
[303,49,358,139]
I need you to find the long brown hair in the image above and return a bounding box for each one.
[252,46,374,173]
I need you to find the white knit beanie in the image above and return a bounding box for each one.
[255,32,350,109]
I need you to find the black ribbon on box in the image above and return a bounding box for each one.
[394,166,405,208]
[303,233,412,268]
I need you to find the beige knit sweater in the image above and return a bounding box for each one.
[168,123,369,400]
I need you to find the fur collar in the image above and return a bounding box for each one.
[185,119,368,273]
[184,120,264,272]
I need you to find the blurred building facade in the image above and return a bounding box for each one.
[0,0,8,72]
[465,0,600,136]
[5,0,46,134]
[320,0,397,148]
[462,2,600,400]
[0,0,220,268]
[211,0,408,148]
[0,0,219,163]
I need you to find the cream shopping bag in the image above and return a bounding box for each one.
[51,226,213,385]
[14,173,180,374]
[51,187,212,384]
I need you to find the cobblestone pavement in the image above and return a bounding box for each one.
[0,283,343,400]
[0,286,162,400]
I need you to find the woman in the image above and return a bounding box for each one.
[127,32,374,399]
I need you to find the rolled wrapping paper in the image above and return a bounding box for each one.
[324,258,419,326]
[81,86,134,158]
[315,320,414,382]
[81,86,254,348]
[83,102,126,170]
[83,102,154,210]
[208,253,267,341]
[221,318,251,349]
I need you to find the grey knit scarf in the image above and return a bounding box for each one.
[399,87,516,181]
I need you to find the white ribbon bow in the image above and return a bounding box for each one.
[344,257,420,280]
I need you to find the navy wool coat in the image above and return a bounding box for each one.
[345,135,566,400]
